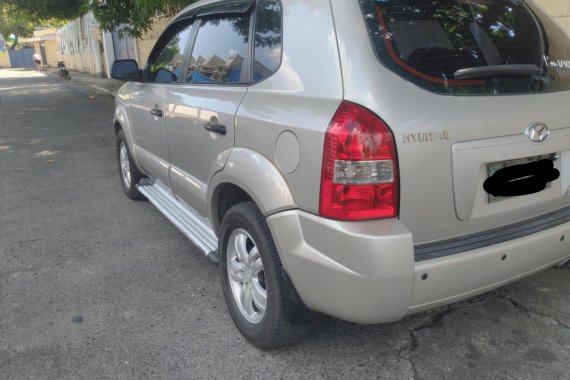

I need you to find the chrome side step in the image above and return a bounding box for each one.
[556,257,570,269]
[137,180,219,263]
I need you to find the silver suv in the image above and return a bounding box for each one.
[112,0,570,348]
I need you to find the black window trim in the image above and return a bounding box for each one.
[179,18,202,83]
[241,9,257,83]
[174,0,256,22]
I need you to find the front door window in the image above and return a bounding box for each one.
[148,23,194,83]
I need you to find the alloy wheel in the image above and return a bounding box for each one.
[226,229,267,324]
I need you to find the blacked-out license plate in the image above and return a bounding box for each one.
[486,154,554,203]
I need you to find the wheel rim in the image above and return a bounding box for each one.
[119,142,132,188]
[227,229,267,324]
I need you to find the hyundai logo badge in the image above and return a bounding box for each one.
[526,123,550,143]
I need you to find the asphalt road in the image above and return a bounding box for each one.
[1,68,569,380]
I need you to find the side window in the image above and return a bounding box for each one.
[187,15,251,84]
[253,1,282,82]
[148,23,193,83]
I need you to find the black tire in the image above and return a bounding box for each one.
[220,202,312,349]
[116,129,144,200]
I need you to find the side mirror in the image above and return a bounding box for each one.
[154,67,177,83]
[111,59,141,81]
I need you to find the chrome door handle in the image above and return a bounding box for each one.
[204,122,226,135]
[150,107,163,117]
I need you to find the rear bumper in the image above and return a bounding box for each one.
[266,210,570,324]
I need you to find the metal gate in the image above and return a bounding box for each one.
[8,48,35,68]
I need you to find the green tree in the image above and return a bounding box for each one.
[0,0,83,49]
[2,0,203,39]
[88,0,198,38]
[0,6,34,49]
[0,0,84,21]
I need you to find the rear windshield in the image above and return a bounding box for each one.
[359,0,570,95]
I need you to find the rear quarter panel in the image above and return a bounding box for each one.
[235,0,344,214]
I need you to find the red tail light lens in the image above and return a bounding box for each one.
[319,101,399,220]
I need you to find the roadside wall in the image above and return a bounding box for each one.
[0,48,10,68]
[34,29,59,67]
[57,13,104,77]
[0,35,11,68]
[0,54,10,68]
[32,40,59,67]
[25,29,60,67]
[135,16,171,66]
[536,0,570,34]
[42,41,59,67]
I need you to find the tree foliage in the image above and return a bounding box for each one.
[0,6,34,49]
[88,0,199,38]
[0,0,84,49]
[0,0,84,21]
[1,0,220,40]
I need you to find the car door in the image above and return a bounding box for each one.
[128,21,194,187]
[165,10,252,217]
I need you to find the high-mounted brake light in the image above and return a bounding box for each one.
[319,101,399,220]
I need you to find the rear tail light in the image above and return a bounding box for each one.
[319,101,399,220]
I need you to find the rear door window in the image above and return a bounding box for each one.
[359,0,570,95]
[186,15,251,84]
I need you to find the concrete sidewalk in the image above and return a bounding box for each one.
[45,67,123,96]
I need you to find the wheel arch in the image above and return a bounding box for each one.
[208,148,296,235]
[114,104,134,144]
[114,104,143,170]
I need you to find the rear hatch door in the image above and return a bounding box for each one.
[348,0,570,245]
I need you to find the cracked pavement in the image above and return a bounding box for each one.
[1,69,569,379]
[398,274,570,380]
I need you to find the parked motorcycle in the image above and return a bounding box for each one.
[57,60,70,79]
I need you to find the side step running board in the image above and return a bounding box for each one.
[137,180,219,264]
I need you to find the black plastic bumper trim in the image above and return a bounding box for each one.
[414,206,570,262]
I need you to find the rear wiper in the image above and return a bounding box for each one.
[454,64,542,80]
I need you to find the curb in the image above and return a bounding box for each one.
[70,76,118,97]
[45,69,118,97]
[83,83,117,97]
